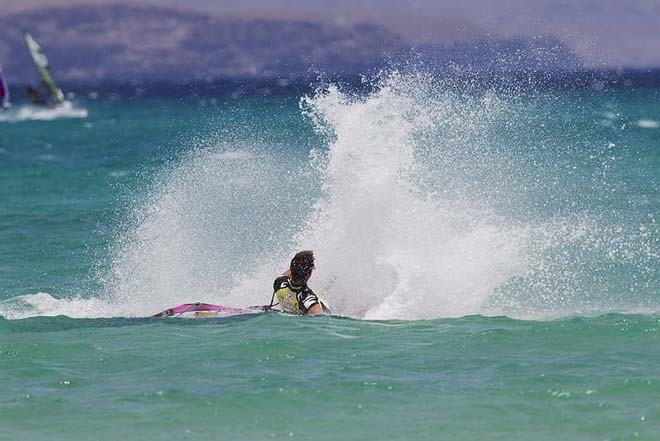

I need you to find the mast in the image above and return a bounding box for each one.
[23,30,65,104]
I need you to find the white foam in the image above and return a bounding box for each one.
[0,101,88,122]
[90,71,660,321]
[96,75,557,320]
[0,293,116,320]
[106,145,312,316]
[288,75,530,319]
[636,119,660,129]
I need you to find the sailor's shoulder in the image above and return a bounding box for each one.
[273,275,290,290]
[299,286,319,301]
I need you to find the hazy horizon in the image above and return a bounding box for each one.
[5,0,660,69]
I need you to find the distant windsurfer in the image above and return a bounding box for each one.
[271,250,330,315]
[23,30,65,108]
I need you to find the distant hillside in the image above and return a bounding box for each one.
[0,4,583,83]
[0,4,404,82]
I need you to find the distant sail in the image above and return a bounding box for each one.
[23,31,65,104]
[0,67,9,108]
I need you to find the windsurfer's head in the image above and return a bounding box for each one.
[290,250,315,285]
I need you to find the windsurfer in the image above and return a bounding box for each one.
[23,31,65,107]
[271,250,330,315]
[27,85,53,108]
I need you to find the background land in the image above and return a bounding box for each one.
[2,1,656,83]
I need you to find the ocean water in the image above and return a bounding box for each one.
[1,73,659,440]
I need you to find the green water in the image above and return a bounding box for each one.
[2,314,659,440]
[1,78,659,439]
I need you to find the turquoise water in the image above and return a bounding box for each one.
[1,74,659,439]
[2,314,660,440]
